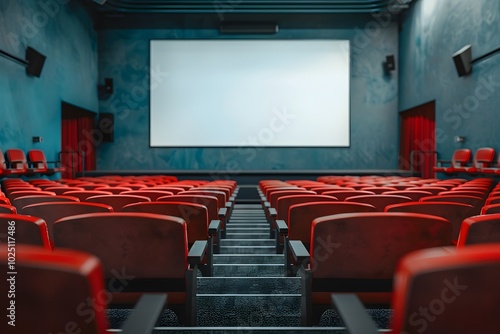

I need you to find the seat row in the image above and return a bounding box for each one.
[434,147,500,175]
[0,179,238,327]
[0,148,65,177]
[258,177,500,326]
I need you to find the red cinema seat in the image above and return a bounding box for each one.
[288,212,451,325]
[457,214,500,247]
[331,245,500,334]
[433,149,471,174]
[27,149,66,175]
[53,212,211,325]
[21,202,113,245]
[386,201,476,244]
[123,201,220,255]
[0,149,25,176]
[481,203,500,215]
[12,195,79,211]
[85,194,150,211]
[4,148,35,175]
[0,204,16,214]
[62,190,113,201]
[391,245,500,334]
[382,190,433,201]
[453,147,495,173]
[158,194,226,238]
[0,214,51,249]
[321,190,375,201]
[420,195,483,215]
[0,245,166,334]
[345,194,412,211]
[43,186,85,195]
[8,190,55,201]
[272,194,338,249]
[121,190,174,201]
[282,201,376,275]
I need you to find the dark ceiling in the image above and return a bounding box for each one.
[80,0,413,29]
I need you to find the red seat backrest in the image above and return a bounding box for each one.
[457,213,500,247]
[122,201,209,243]
[386,201,476,244]
[391,245,500,334]
[0,245,108,334]
[288,201,376,243]
[54,212,188,279]
[0,213,51,249]
[276,194,338,221]
[310,212,451,279]
[345,194,412,211]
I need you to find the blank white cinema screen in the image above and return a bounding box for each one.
[150,40,350,147]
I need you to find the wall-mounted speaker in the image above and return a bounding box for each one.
[219,22,279,34]
[25,47,46,77]
[98,113,114,142]
[384,55,396,73]
[452,45,472,77]
[98,78,113,99]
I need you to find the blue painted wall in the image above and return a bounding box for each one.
[0,0,97,163]
[97,22,399,171]
[399,0,500,161]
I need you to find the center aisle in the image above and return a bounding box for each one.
[197,203,302,326]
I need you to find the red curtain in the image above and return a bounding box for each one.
[61,106,96,179]
[399,102,436,179]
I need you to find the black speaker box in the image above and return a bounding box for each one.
[452,45,472,77]
[385,55,395,71]
[98,78,113,96]
[25,47,46,77]
[98,113,114,142]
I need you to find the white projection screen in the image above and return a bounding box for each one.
[150,40,350,147]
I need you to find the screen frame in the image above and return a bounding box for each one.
[148,38,351,148]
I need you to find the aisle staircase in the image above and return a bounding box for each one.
[197,203,301,327]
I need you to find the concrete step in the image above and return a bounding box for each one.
[197,277,300,294]
[225,232,270,240]
[220,245,275,254]
[146,328,351,333]
[214,254,283,265]
[220,239,275,247]
[227,227,269,233]
[226,223,269,228]
[197,294,301,327]
[213,263,284,277]
[228,219,268,224]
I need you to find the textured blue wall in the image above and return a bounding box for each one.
[0,0,97,163]
[399,0,500,160]
[97,22,399,171]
